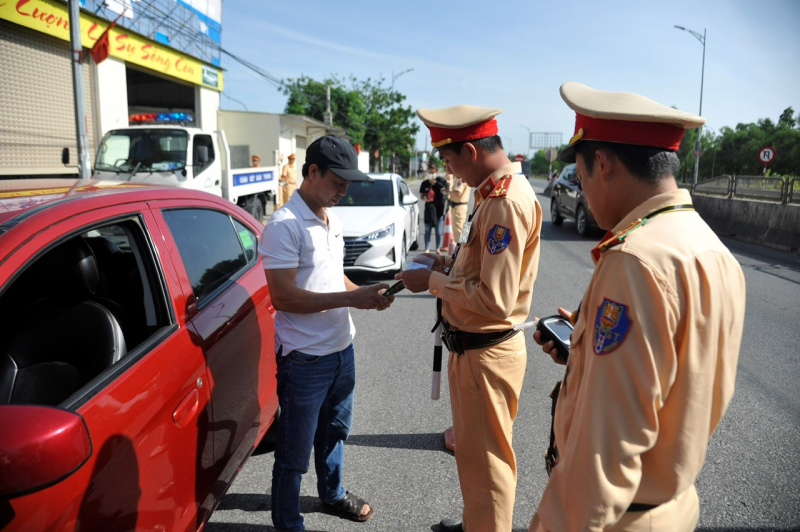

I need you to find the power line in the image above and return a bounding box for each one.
[219,47,284,90]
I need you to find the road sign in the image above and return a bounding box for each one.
[759,146,776,164]
[514,154,525,163]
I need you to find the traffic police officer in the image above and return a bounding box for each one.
[447,173,471,244]
[397,105,542,532]
[529,83,746,531]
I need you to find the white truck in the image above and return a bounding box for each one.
[90,118,278,221]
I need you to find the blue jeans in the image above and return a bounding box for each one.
[271,344,355,531]
[424,215,444,250]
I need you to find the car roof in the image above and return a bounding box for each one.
[0,179,224,227]
[366,173,400,181]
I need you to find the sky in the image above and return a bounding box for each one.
[218,0,800,156]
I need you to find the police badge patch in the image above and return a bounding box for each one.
[593,298,632,355]
[487,224,512,254]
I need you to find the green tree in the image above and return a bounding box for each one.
[282,75,419,175]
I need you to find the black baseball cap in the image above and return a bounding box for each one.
[306,135,372,182]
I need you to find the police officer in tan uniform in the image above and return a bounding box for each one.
[279,153,297,206]
[397,105,542,532]
[446,173,471,244]
[529,82,746,532]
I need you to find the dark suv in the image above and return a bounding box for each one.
[550,163,600,236]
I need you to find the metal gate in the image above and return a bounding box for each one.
[0,19,95,176]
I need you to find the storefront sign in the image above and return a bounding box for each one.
[0,0,223,91]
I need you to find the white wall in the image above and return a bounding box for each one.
[198,87,220,131]
[93,56,128,140]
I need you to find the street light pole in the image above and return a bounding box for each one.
[521,125,532,158]
[674,25,706,186]
[391,68,414,88]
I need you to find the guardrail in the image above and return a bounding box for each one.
[691,175,799,204]
[789,178,800,205]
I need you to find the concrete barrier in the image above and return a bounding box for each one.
[692,194,800,254]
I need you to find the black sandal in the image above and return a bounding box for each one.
[324,491,374,522]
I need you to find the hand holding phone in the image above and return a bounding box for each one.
[536,315,574,364]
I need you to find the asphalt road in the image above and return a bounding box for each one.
[209,178,800,531]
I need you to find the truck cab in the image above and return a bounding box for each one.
[93,115,223,197]
[91,113,278,221]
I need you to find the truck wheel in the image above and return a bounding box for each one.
[247,197,264,222]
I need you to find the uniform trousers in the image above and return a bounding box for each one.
[528,484,699,532]
[450,204,469,243]
[280,184,296,206]
[449,332,527,532]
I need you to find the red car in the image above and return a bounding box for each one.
[0,179,278,531]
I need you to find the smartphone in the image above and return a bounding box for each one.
[383,280,405,298]
[536,315,573,363]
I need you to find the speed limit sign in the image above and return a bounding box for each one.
[759,146,776,164]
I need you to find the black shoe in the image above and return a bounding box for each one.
[439,518,464,532]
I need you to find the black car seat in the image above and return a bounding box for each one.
[0,237,127,405]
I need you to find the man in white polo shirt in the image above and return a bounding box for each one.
[260,135,393,532]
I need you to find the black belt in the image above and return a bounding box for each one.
[440,325,519,355]
[627,502,659,512]
[450,201,468,205]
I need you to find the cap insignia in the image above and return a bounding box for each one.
[569,128,584,146]
[431,137,453,149]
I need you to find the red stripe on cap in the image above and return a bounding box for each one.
[574,114,685,151]
[429,119,499,147]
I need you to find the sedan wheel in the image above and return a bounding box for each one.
[550,199,564,226]
[576,205,590,237]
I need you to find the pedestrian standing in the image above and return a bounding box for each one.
[251,154,261,167]
[397,104,542,532]
[419,166,448,252]
[529,82,746,532]
[260,135,394,532]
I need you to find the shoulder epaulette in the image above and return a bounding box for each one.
[488,175,512,198]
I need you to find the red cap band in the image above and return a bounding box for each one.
[573,113,685,151]
[429,119,499,148]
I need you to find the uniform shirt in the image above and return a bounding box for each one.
[447,175,471,204]
[535,189,746,531]
[428,162,541,332]
[281,163,297,187]
[259,191,355,357]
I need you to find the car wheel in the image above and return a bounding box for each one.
[550,199,564,226]
[576,205,590,237]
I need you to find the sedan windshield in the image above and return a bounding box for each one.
[95,129,189,172]
[338,180,393,207]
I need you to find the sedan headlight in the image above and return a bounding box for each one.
[357,224,394,241]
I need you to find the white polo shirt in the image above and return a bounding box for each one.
[259,191,355,357]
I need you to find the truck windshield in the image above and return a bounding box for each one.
[96,129,189,172]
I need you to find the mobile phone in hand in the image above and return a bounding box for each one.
[536,315,573,363]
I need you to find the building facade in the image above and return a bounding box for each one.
[0,0,222,177]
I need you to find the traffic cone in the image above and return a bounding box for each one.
[441,210,454,254]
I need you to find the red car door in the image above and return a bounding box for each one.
[0,203,214,531]
[152,201,278,515]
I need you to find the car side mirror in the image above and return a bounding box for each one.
[402,193,418,205]
[0,405,92,498]
[196,146,209,164]
[61,148,70,165]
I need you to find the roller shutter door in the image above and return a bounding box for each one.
[0,19,95,176]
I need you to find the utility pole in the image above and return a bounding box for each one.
[68,0,91,179]
[323,84,332,127]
